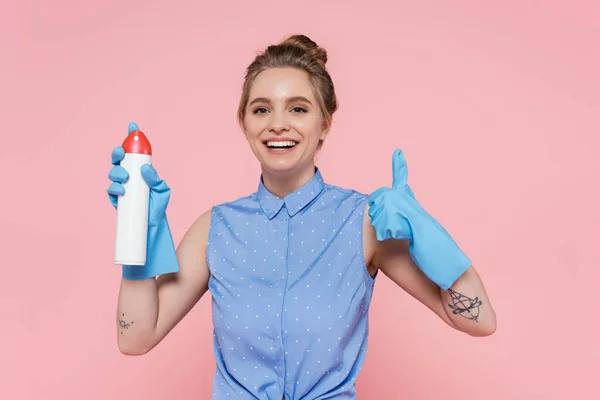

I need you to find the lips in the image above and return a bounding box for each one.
[265,140,297,149]
[263,137,298,149]
[262,138,298,154]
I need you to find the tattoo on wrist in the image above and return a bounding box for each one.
[118,313,134,334]
[447,289,482,323]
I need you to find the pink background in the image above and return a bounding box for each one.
[2,0,598,398]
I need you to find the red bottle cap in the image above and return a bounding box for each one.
[122,130,152,155]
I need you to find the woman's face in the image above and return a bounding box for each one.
[242,67,330,177]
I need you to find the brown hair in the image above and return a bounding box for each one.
[237,34,338,147]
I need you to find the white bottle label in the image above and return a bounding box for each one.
[115,153,152,265]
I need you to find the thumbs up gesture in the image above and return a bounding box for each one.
[367,149,420,241]
[367,149,472,290]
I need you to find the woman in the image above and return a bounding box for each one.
[108,34,496,399]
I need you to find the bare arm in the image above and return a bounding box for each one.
[363,208,496,337]
[117,209,212,355]
[440,267,496,336]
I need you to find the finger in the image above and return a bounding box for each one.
[391,149,408,189]
[108,165,129,183]
[108,193,118,209]
[128,121,139,134]
[141,164,170,193]
[107,182,125,196]
[111,146,125,165]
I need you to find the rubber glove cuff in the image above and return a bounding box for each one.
[122,216,179,280]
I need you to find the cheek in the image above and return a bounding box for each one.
[243,117,264,139]
[292,118,323,141]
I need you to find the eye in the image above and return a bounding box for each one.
[291,106,307,113]
[253,107,269,114]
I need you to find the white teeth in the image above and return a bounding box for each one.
[266,141,296,148]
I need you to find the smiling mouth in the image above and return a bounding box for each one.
[264,140,298,150]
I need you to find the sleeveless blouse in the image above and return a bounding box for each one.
[206,168,377,399]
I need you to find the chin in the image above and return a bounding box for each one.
[261,158,301,175]
[257,144,302,171]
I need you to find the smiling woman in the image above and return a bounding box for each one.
[108,33,495,400]
[236,36,338,198]
[241,68,330,198]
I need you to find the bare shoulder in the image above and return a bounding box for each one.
[190,208,213,234]
[186,208,212,237]
[179,209,213,254]
[361,202,379,277]
[173,208,213,284]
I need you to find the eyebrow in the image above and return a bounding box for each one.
[248,96,313,106]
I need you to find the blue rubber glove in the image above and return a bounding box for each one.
[367,149,471,290]
[107,122,179,280]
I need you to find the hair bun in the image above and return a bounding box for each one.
[281,34,328,65]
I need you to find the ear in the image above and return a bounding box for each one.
[320,116,332,141]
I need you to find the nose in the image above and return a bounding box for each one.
[268,111,290,133]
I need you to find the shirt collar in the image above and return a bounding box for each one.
[256,167,325,219]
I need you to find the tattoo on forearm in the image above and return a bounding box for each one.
[447,289,482,323]
[118,313,134,334]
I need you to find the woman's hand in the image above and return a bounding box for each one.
[107,122,171,230]
[367,149,419,241]
[367,149,471,290]
[106,122,179,280]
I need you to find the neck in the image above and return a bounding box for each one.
[261,163,316,199]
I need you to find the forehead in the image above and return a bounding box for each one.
[249,67,315,101]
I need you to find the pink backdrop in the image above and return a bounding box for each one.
[2,0,598,398]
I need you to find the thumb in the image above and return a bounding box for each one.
[391,149,408,189]
[141,164,170,194]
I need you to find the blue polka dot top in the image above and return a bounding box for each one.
[206,168,377,399]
